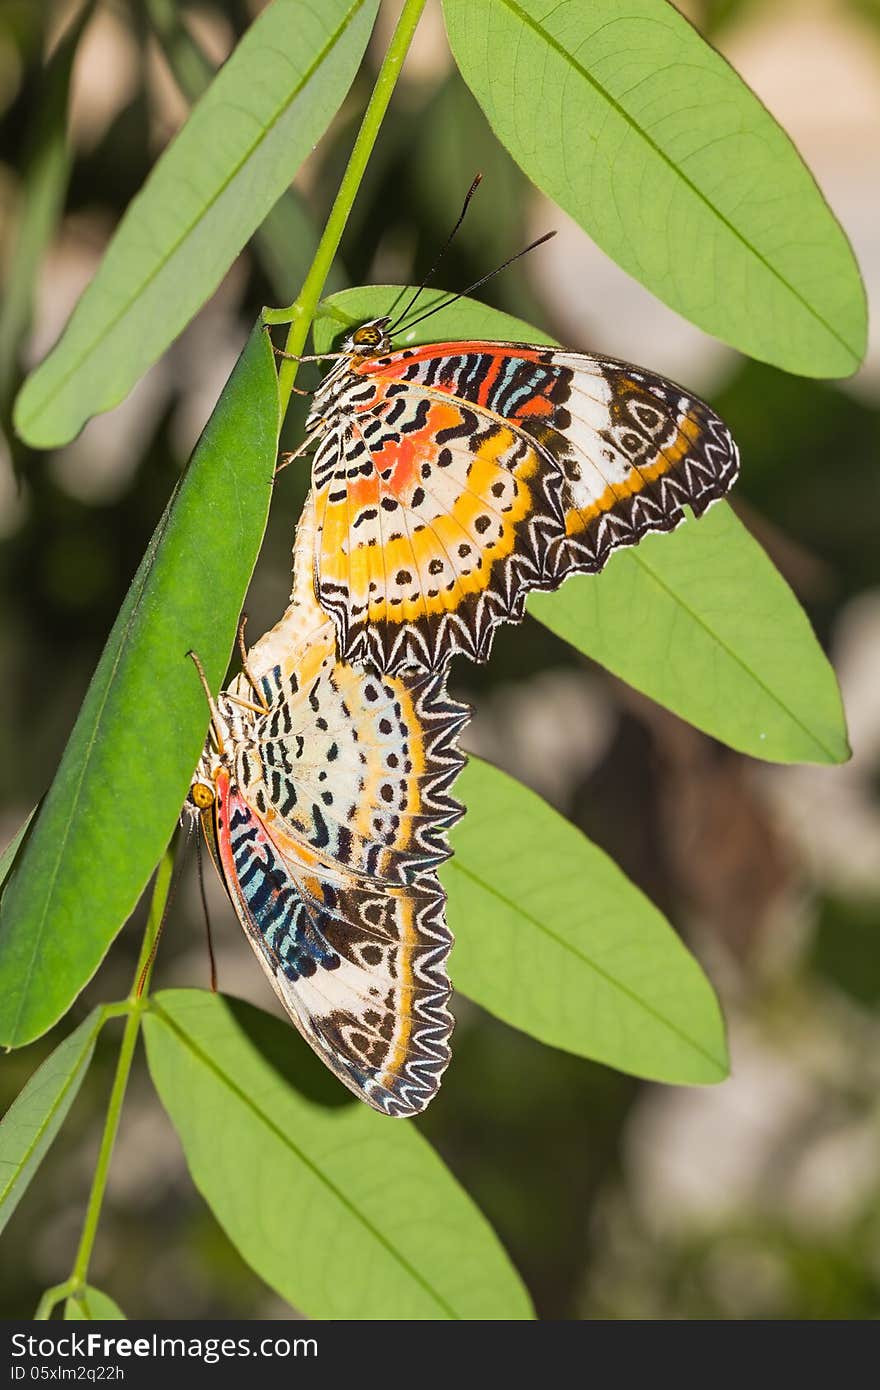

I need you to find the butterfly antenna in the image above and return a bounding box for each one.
[237,615,270,713]
[136,826,192,999]
[389,173,483,332]
[188,649,225,755]
[398,229,556,335]
[196,832,218,993]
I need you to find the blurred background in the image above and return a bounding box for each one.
[1,0,879,1320]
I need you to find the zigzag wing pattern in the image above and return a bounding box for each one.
[190,501,470,1114]
[305,337,738,671]
[359,342,739,584]
[507,351,739,579]
[238,647,468,888]
[231,498,469,887]
[310,369,564,673]
[207,774,455,1117]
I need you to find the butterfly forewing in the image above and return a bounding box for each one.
[519,353,740,578]
[311,370,563,671]
[306,335,739,672]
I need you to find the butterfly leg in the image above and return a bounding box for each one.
[276,426,323,475]
[263,325,345,389]
[272,347,346,365]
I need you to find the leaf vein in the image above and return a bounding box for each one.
[496,0,859,363]
[149,1000,461,1319]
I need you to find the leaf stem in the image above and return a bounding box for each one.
[34,848,174,1319]
[34,1281,75,1321]
[265,0,427,420]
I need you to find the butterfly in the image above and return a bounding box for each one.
[188,498,469,1116]
[282,317,739,675]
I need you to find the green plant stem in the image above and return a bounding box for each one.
[264,0,427,420]
[34,1280,75,1320]
[34,848,174,1319]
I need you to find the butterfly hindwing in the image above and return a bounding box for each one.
[207,773,454,1117]
[241,632,467,888]
[191,504,469,1116]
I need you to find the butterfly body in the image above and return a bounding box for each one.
[301,318,740,674]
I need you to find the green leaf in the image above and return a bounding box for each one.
[65,1286,126,1320]
[14,0,379,448]
[530,504,850,765]
[442,0,866,378]
[314,289,848,764]
[145,0,216,99]
[0,324,277,1047]
[0,810,36,892]
[144,990,533,1320]
[447,759,729,1084]
[146,0,343,304]
[0,1009,103,1235]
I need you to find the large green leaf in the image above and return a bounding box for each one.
[65,1286,126,1320]
[529,505,849,765]
[144,990,533,1320]
[313,288,848,764]
[0,325,277,1047]
[442,0,865,378]
[14,0,379,447]
[0,1009,103,1235]
[447,760,728,1083]
[147,0,344,305]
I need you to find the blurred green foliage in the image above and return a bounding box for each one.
[1,0,878,1321]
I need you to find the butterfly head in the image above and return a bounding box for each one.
[186,650,241,814]
[346,317,392,356]
[189,743,222,817]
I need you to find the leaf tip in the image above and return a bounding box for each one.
[12,368,75,450]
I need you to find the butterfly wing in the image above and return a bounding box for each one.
[310,340,738,671]
[243,639,468,885]
[311,371,564,671]
[230,502,469,887]
[204,772,453,1116]
[193,507,469,1113]
[496,349,740,579]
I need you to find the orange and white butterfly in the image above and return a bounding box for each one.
[188,501,468,1116]
[282,313,739,675]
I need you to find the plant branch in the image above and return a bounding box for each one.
[264,0,428,420]
[34,1280,75,1321]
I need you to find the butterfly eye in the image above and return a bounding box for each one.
[353,326,380,347]
[190,782,215,810]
